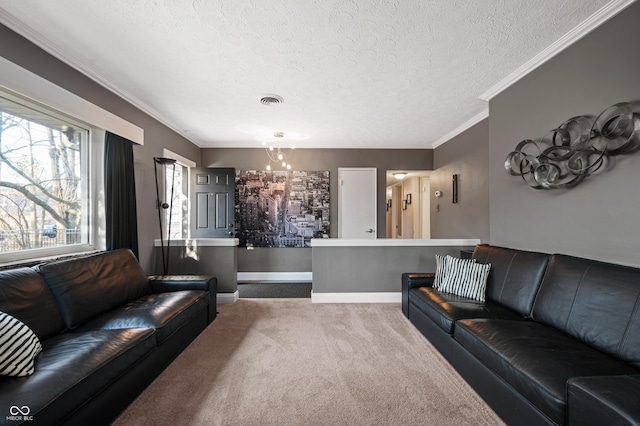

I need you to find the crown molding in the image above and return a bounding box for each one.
[479,0,636,102]
[0,9,203,148]
[430,109,489,148]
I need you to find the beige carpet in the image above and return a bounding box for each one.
[114,299,504,426]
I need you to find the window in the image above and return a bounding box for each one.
[165,163,187,240]
[0,56,144,265]
[0,91,94,261]
[161,149,194,240]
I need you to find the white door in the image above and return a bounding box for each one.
[338,167,377,239]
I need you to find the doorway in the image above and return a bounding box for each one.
[421,177,431,238]
[386,171,430,239]
[387,184,403,238]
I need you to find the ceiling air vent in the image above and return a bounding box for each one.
[259,94,284,106]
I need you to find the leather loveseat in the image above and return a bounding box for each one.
[0,249,216,426]
[402,244,640,425]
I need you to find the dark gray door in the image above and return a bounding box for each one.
[189,167,235,238]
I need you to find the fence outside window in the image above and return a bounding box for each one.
[0,228,81,253]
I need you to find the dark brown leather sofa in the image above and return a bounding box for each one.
[0,249,216,426]
[402,244,640,425]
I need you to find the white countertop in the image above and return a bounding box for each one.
[154,238,479,248]
[310,238,481,247]
[154,238,239,247]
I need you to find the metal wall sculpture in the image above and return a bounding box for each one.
[505,101,640,189]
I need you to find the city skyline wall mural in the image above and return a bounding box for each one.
[235,170,330,247]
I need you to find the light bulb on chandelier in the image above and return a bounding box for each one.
[264,131,294,171]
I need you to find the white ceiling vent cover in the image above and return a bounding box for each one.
[260,94,284,106]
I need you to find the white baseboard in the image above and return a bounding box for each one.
[311,291,401,304]
[217,291,239,304]
[237,272,312,282]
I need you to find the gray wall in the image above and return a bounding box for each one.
[162,246,237,293]
[238,248,312,272]
[203,148,433,272]
[489,2,640,266]
[312,245,476,293]
[0,24,202,274]
[431,118,489,242]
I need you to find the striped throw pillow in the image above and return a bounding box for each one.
[439,256,491,302]
[433,254,447,289]
[0,311,43,377]
[434,254,475,289]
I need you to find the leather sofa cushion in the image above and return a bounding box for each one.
[472,245,550,316]
[455,319,638,425]
[532,254,640,368]
[567,375,640,425]
[0,268,66,340]
[77,290,209,344]
[0,328,155,425]
[38,249,151,329]
[409,287,523,335]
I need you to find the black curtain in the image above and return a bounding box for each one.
[105,131,139,257]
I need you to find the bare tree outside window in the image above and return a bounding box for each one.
[0,100,84,253]
[165,163,186,240]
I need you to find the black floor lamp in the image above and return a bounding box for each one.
[153,157,177,275]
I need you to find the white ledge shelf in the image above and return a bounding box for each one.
[310,238,480,247]
[154,238,239,247]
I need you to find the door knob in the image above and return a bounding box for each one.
[366,229,375,233]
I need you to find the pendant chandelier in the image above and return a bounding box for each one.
[235,94,309,171]
[262,131,294,171]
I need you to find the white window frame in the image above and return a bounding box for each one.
[0,57,143,265]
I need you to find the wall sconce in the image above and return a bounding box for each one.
[452,174,459,204]
[402,199,408,210]
[406,193,412,204]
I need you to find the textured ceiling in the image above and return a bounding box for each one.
[0,0,625,149]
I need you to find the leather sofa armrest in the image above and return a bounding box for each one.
[401,273,435,318]
[148,275,218,323]
[567,374,640,426]
[148,275,216,293]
